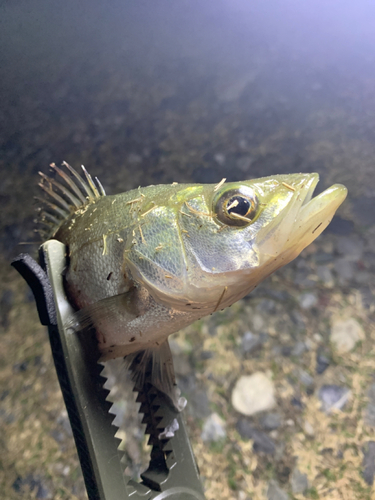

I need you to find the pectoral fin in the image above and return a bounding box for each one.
[64,292,138,334]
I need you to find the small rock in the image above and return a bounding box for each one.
[260,412,282,431]
[0,408,16,424]
[330,318,365,353]
[251,313,265,331]
[36,483,52,499]
[281,345,292,357]
[51,429,65,443]
[200,350,214,360]
[316,265,334,286]
[231,372,276,416]
[241,331,262,354]
[316,349,330,374]
[319,385,351,413]
[297,369,314,388]
[13,360,29,372]
[298,292,318,309]
[291,397,304,410]
[291,467,309,494]
[267,480,288,500]
[291,341,309,357]
[236,419,276,454]
[303,420,315,437]
[365,383,375,427]
[362,441,375,485]
[290,310,306,331]
[190,389,211,419]
[360,285,374,309]
[56,410,73,437]
[237,491,251,500]
[201,413,226,442]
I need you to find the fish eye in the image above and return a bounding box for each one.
[213,186,259,227]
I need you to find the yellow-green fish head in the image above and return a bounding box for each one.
[125,173,347,313]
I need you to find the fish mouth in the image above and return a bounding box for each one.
[298,175,347,227]
[288,174,347,254]
[301,174,320,206]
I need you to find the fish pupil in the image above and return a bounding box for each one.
[227,196,250,217]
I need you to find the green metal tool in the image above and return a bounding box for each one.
[12,239,206,500]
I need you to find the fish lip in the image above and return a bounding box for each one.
[300,174,320,207]
[296,179,348,229]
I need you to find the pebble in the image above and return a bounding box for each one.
[365,383,375,427]
[360,285,374,309]
[298,292,318,309]
[316,349,331,374]
[260,412,282,431]
[296,369,314,388]
[330,318,365,353]
[190,389,211,419]
[362,441,375,485]
[201,413,226,442]
[236,419,276,454]
[291,341,309,357]
[267,480,288,500]
[316,265,334,286]
[303,420,315,437]
[241,331,262,354]
[290,310,306,331]
[251,313,265,331]
[290,397,304,410]
[12,474,52,499]
[231,372,276,416]
[318,385,351,413]
[290,467,309,494]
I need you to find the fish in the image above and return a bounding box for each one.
[37,163,347,408]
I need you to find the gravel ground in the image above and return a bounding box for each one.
[1,2,375,499]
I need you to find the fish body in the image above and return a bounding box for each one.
[38,164,347,404]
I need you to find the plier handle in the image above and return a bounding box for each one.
[12,239,206,500]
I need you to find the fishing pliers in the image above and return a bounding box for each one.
[12,239,206,500]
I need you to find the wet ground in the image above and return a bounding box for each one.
[1,1,375,499]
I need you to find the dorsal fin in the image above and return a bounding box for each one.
[36,162,106,239]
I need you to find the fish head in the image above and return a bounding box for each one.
[125,174,347,314]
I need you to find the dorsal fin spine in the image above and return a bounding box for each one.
[37,162,106,239]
